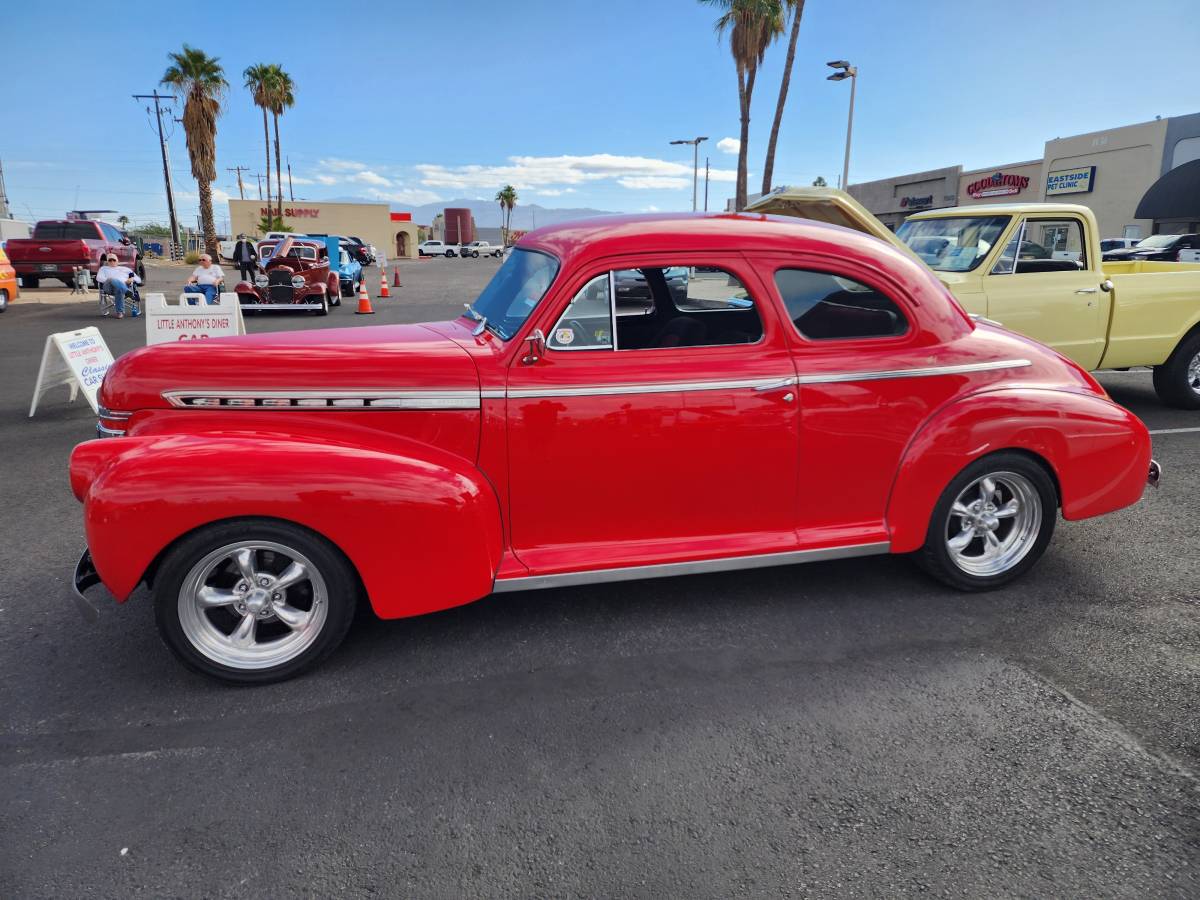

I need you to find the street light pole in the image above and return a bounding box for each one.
[826,61,858,190]
[670,136,709,211]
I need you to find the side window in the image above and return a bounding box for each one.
[548,274,613,350]
[549,266,765,351]
[1015,218,1087,273]
[774,269,909,341]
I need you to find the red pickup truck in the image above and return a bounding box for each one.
[6,219,143,288]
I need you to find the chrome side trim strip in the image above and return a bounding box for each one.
[793,358,1031,385]
[161,388,481,410]
[97,406,132,420]
[480,389,507,399]
[507,376,792,399]
[492,541,890,593]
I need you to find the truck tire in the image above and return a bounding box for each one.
[0,289,8,312]
[1152,330,1200,409]
[137,261,147,282]
[23,276,39,289]
[471,251,480,258]
[445,249,456,258]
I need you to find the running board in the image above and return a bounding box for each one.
[492,541,891,593]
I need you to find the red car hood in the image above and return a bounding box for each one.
[99,323,479,412]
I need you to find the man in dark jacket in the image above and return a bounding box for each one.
[232,234,258,282]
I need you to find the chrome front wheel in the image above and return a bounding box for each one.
[155,520,357,683]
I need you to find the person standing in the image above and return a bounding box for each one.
[186,254,225,304]
[231,233,258,283]
[95,254,142,318]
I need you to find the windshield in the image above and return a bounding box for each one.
[1135,234,1179,249]
[896,216,1011,271]
[467,248,559,339]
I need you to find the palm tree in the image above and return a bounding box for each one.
[243,64,275,230]
[702,0,784,210]
[761,0,805,195]
[162,45,227,258]
[117,214,130,230]
[811,175,827,187]
[267,65,295,226]
[496,184,518,244]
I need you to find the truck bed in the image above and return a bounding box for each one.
[1101,261,1200,369]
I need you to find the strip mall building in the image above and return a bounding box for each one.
[848,112,1200,238]
[227,200,421,259]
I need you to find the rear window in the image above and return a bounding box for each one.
[774,269,909,340]
[32,222,100,240]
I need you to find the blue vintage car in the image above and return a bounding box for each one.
[312,235,362,300]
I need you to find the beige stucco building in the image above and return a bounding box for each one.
[228,199,420,259]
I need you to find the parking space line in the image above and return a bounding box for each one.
[1148,427,1200,435]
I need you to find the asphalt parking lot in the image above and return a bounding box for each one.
[1,257,1198,897]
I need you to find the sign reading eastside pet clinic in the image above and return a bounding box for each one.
[29,327,115,416]
[1046,165,1097,196]
[144,292,246,345]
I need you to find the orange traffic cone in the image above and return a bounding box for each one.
[392,269,401,287]
[355,279,375,315]
[379,270,390,298]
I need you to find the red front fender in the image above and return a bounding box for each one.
[886,389,1151,553]
[71,432,503,618]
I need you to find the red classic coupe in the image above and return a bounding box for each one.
[69,213,1159,683]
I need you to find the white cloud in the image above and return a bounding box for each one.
[313,175,338,185]
[642,205,660,212]
[532,187,576,197]
[416,153,736,192]
[347,170,391,187]
[212,187,232,204]
[319,157,369,172]
[364,187,443,206]
[717,137,740,155]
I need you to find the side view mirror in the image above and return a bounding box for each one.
[1100,279,1114,292]
[121,237,132,245]
[522,329,546,365]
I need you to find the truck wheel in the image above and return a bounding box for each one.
[23,276,39,289]
[471,251,480,258]
[445,249,455,258]
[915,451,1056,592]
[1152,331,1200,409]
[137,262,147,282]
[153,519,358,684]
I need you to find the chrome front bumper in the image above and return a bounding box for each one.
[70,549,105,622]
[1148,459,1162,488]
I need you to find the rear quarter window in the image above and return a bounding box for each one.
[774,269,909,340]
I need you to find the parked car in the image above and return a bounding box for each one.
[747,187,1200,407]
[306,233,374,267]
[1100,238,1140,254]
[233,236,339,314]
[0,246,19,311]
[320,236,361,300]
[6,219,142,288]
[460,241,504,258]
[69,213,1157,683]
[1102,233,1200,263]
[418,240,459,257]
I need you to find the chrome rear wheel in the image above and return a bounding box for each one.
[944,472,1042,577]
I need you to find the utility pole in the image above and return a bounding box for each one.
[133,91,181,256]
[252,173,264,200]
[669,136,709,211]
[287,158,295,202]
[226,166,249,200]
[0,159,11,219]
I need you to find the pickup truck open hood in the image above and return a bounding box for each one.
[99,323,479,412]
[745,187,926,265]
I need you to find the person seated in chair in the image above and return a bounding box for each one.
[186,254,225,304]
[95,254,142,319]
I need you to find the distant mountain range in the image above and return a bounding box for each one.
[324,196,617,229]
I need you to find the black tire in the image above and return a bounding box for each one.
[914,451,1057,592]
[1152,330,1200,409]
[445,249,455,258]
[60,277,74,288]
[23,276,39,289]
[471,251,479,258]
[0,289,8,312]
[315,293,329,316]
[137,262,147,282]
[153,518,359,684]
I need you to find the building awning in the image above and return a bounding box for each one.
[1135,159,1200,220]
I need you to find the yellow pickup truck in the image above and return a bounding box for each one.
[747,187,1200,408]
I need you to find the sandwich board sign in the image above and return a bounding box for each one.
[144,291,246,345]
[29,327,115,417]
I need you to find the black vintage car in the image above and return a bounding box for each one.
[1103,233,1200,262]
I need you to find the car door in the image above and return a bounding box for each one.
[505,254,801,576]
[983,215,1106,369]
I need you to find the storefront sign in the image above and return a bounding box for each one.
[1046,166,1096,196]
[29,327,115,416]
[900,195,934,209]
[259,207,321,219]
[144,292,246,345]
[967,171,1031,199]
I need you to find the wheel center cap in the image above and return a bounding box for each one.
[245,590,270,613]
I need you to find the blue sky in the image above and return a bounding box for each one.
[6,0,1198,229]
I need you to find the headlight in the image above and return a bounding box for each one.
[291,275,306,288]
[254,275,268,288]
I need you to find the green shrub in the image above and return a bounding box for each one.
[184,251,201,265]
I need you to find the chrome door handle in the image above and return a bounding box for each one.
[1075,287,1098,294]
[753,377,796,392]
